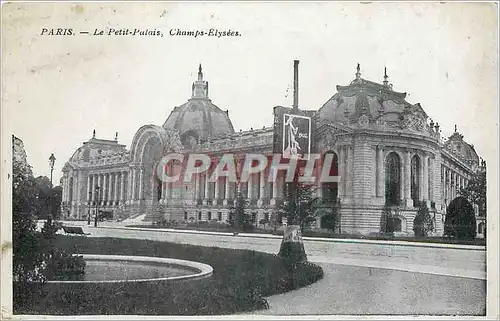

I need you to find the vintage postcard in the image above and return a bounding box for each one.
[1,1,498,320]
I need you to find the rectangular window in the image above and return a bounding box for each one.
[184,211,188,220]
[208,212,212,221]
[218,212,222,221]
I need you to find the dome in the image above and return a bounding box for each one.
[318,66,427,127]
[445,130,480,166]
[68,132,127,165]
[162,65,235,148]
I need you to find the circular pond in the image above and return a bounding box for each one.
[47,254,213,284]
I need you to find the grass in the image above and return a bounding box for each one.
[14,235,324,315]
[127,223,486,246]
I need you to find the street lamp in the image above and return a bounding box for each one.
[49,153,56,187]
[48,153,56,219]
[94,185,100,227]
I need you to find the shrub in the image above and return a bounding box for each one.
[413,202,434,237]
[444,196,476,239]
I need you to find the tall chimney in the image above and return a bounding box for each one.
[293,60,299,110]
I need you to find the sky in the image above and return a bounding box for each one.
[2,1,498,185]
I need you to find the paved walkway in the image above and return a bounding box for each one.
[37,220,487,315]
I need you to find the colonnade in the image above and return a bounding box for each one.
[374,147,435,206]
[86,171,128,206]
[442,165,469,206]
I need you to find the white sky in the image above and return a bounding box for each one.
[2,1,498,185]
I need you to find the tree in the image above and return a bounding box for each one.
[413,202,434,237]
[277,182,317,232]
[228,190,252,231]
[459,170,486,217]
[33,176,62,220]
[12,135,85,309]
[444,196,476,239]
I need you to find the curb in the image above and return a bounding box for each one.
[95,226,486,251]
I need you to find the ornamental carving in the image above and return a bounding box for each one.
[358,114,369,128]
[400,112,426,132]
[163,129,184,153]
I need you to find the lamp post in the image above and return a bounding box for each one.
[94,185,100,227]
[48,153,56,219]
[49,153,56,187]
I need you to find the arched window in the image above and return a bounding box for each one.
[411,155,421,205]
[321,151,338,203]
[385,152,401,206]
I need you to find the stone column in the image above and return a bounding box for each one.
[258,172,266,206]
[446,168,450,203]
[247,174,254,200]
[162,165,167,203]
[113,173,118,204]
[138,168,144,202]
[399,157,404,205]
[90,175,95,202]
[372,147,377,197]
[270,170,280,205]
[346,146,353,198]
[316,156,323,199]
[428,157,434,202]
[103,173,108,205]
[100,174,104,204]
[454,172,457,199]
[203,172,209,205]
[338,146,346,198]
[196,170,202,200]
[214,175,220,204]
[108,173,113,204]
[120,172,125,201]
[130,167,137,204]
[450,171,454,200]
[404,150,411,205]
[419,156,424,201]
[376,146,385,201]
[224,177,231,205]
[87,175,91,202]
[423,154,429,203]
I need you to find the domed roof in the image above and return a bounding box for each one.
[445,129,480,166]
[318,65,427,127]
[162,65,235,147]
[67,131,127,166]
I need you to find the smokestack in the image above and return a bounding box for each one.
[293,60,299,110]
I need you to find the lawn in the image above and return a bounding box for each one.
[14,235,324,315]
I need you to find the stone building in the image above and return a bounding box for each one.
[61,63,485,236]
